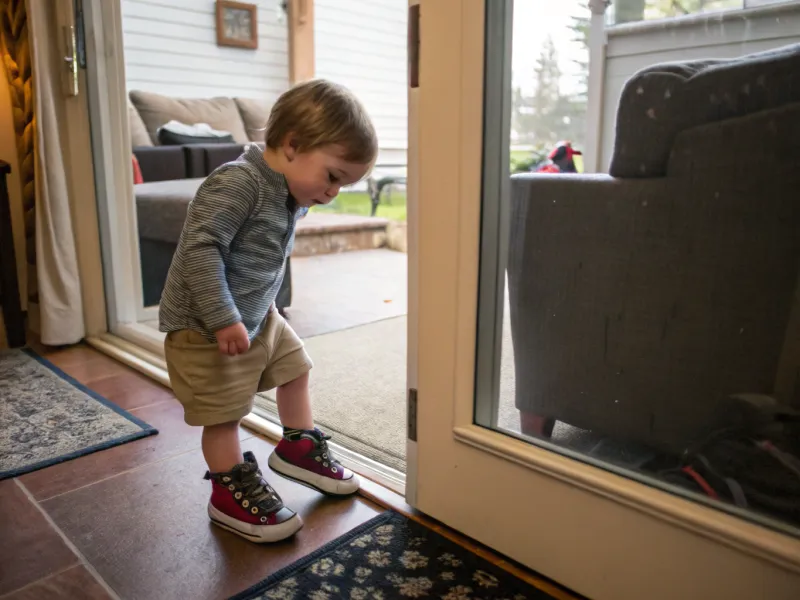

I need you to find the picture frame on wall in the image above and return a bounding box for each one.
[216,0,258,50]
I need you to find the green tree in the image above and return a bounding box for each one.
[614,0,646,23]
[512,36,563,147]
[568,4,590,101]
[613,0,741,24]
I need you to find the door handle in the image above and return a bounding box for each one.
[63,24,78,97]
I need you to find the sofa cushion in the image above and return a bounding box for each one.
[132,146,189,182]
[183,142,266,179]
[610,42,800,178]
[128,100,153,147]
[157,121,236,146]
[235,97,271,142]
[129,90,249,144]
[135,178,203,243]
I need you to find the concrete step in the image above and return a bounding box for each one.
[293,213,390,256]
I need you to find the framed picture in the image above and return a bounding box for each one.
[216,1,258,50]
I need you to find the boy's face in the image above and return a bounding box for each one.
[281,144,371,208]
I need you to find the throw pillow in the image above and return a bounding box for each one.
[156,120,235,146]
[132,154,144,184]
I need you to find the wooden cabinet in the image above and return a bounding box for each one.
[0,159,25,347]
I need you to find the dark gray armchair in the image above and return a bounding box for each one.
[507,43,800,454]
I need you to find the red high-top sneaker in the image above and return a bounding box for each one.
[204,451,302,543]
[268,428,360,496]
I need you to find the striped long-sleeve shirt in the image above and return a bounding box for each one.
[159,144,308,341]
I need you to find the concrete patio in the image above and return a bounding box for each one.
[252,248,524,473]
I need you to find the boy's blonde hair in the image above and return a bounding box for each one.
[266,79,378,166]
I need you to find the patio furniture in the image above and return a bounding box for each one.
[136,177,292,309]
[507,43,800,454]
[366,165,406,216]
[127,90,293,311]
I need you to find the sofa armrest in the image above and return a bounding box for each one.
[132,146,188,182]
[508,174,697,447]
[508,173,671,286]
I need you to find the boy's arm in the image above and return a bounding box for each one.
[181,166,258,333]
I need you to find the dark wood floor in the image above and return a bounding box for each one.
[0,344,578,600]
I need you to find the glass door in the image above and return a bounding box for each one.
[405,1,800,598]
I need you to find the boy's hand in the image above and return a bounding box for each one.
[216,322,250,355]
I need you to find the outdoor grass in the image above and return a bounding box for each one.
[311,191,407,221]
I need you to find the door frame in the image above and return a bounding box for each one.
[82,0,166,355]
[407,1,800,598]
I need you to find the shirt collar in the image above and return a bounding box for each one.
[242,144,288,193]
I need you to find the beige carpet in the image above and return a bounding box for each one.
[254,314,522,472]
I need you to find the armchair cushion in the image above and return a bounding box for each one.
[610,42,800,179]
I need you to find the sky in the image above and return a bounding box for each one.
[511,0,590,96]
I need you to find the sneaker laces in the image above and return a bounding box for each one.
[205,456,283,514]
[308,429,342,469]
[239,463,282,511]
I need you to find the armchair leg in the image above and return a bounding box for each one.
[520,412,556,438]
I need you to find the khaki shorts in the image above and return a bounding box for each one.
[164,311,313,426]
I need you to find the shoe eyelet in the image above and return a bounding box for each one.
[251,507,259,514]
[234,492,242,500]
[222,476,231,483]
[242,499,250,508]
[228,484,235,491]
[260,516,268,523]
[323,462,329,468]
[323,453,328,459]
[315,456,322,462]
[332,467,338,474]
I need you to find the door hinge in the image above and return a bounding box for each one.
[407,388,418,441]
[408,4,420,89]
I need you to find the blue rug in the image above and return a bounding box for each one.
[230,511,560,600]
[0,348,158,480]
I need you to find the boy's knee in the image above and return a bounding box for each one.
[278,372,309,390]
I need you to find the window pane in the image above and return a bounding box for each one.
[475,0,800,537]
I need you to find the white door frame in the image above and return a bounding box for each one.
[406,1,800,598]
[79,0,413,495]
[82,0,165,356]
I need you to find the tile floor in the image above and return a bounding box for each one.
[0,344,579,600]
[1,346,383,600]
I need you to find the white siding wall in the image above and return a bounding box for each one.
[122,0,289,102]
[314,0,408,165]
[599,3,800,171]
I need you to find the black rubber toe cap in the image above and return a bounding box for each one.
[274,507,297,524]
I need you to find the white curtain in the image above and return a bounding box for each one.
[26,0,85,345]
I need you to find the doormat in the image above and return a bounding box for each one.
[0,348,158,480]
[230,511,561,600]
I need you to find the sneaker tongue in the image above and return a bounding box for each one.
[234,452,260,477]
[309,428,330,442]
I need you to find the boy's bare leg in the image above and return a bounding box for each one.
[270,371,359,495]
[202,421,243,473]
[276,372,314,430]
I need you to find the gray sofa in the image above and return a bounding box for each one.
[128,91,293,310]
[507,43,800,454]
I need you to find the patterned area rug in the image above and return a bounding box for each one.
[229,511,559,600]
[0,349,158,479]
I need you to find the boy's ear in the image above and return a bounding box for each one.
[283,134,298,161]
